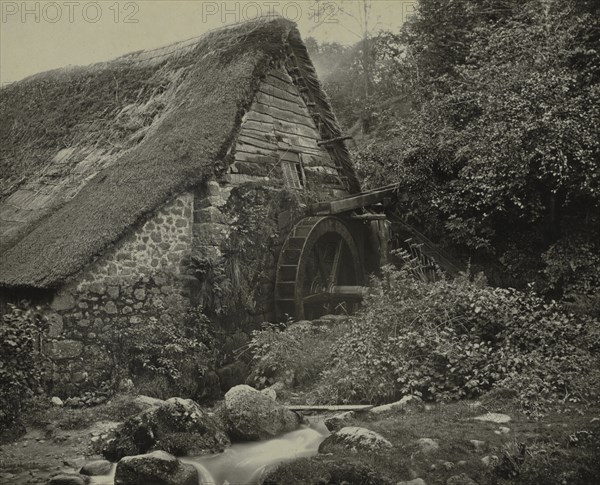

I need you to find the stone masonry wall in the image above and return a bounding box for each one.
[44,192,196,396]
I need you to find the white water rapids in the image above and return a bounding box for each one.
[90,419,329,485]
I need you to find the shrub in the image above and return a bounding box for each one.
[103,306,217,398]
[0,302,49,431]
[247,320,350,390]
[317,265,600,412]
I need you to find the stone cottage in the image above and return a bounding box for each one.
[0,18,362,391]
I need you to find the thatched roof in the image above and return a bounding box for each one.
[0,17,360,290]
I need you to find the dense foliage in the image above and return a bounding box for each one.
[0,303,49,431]
[104,305,217,398]
[246,320,349,390]
[316,264,600,414]
[310,0,600,303]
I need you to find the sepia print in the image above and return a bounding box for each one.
[0,1,598,484]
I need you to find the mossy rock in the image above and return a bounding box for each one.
[102,397,229,461]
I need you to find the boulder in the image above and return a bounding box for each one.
[114,450,197,485]
[224,385,302,440]
[80,459,113,476]
[48,474,89,485]
[324,411,355,432]
[102,397,229,461]
[51,396,64,407]
[319,426,393,454]
[415,438,439,454]
[131,395,165,413]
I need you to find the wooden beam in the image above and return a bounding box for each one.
[317,136,354,146]
[286,405,375,412]
[349,213,387,220]
[310,184,407,215]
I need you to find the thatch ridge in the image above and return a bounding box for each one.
[0,17,358,289]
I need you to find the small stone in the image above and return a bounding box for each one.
[446,473,478,485]
[481,455,499,467]
[47,314,64,338]
[104,301,118,315]
[416,438,439,454]
[133,288,146,300]
[87,282,106,295]
[474,413,511,424]
[48,340,83,359]
[51,293,76,311]
[440,461,454,470]
[107,286,120,299]
[469,439,485,452]
[48,473,89,485]
[51,396,63,407]
[79,460,112,476]
[456,461,467,467]
[324,411,355,432]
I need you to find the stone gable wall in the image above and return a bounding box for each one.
[44,192,197,395]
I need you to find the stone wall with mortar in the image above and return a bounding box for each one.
[44,192,197,396]
[191,177,304,328]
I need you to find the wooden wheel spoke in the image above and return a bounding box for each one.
[329,239,344,284]
[314,246,329,283]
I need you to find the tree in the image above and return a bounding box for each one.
[357,0,600,300]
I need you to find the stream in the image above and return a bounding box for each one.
[90,418,329,485]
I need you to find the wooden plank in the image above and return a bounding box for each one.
[240,126,324,154]
[238,128,277,143]
[243,120,319,144]
[237,134,278,151]
[256,92,306,116]
[265,73,298,96]
[241,120,276,135]
[235,143,274,157]
[253,102,316,129]
[244,111,275,126]
[245,111,319,135]
[273,119,320,140]
[310,184,406,215]
[260,84,302,104]
[234,151,278,164]
[268,67,294,84]
[286,405,375,412]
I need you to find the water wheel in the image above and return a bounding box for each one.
[275,216,366,320]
